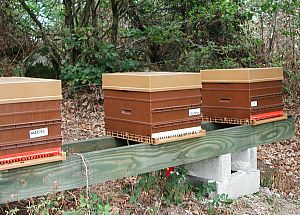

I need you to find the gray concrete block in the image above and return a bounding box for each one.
[250,147,258,171]
[231,149,251,173]
[216,170,260,199]
[186,153,231,182]
[186,147,259,199]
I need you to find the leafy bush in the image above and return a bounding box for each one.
[127,166,234,214]
[61,28,138,87]
[177,41,257,71]
[128,166,192,206]
[22,192,111,215]
[207,193,233,215]
[195,180,217,200]
[77,193,111,215]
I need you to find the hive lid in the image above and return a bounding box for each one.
[201,67,283,83]
[0,77,62,104]
[102,72,202,92]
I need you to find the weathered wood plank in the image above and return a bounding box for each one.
[0,118,294,204]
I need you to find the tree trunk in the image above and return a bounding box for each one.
[267,11,278,56]
[81,0,93,27]
[19,0,61,72]
[111,0,119,45]
[63,0,74,29]
[63,0,78,64]
[92,0,100,30]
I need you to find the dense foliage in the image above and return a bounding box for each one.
[0,0,299,89]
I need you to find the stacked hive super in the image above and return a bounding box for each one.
[103,72,205,144]
[0,77,65,171]
[201,67,286,125]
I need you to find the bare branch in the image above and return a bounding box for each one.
[18,0,61,68]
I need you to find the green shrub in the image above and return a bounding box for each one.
[61,28,138,87]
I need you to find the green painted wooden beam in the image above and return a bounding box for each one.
[0,118,294,204]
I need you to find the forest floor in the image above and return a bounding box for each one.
[59,87,300,215]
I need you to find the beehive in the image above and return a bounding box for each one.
[103,72,205,144]
[0,77,65,170]
[201,67,286,124]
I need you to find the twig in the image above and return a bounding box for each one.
[74,153,90,199]
[22,45,39,64]
[3,31,24,63]
[67,191,78,207]
[156,193,162,215]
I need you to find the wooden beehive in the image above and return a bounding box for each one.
[0,77,65,170]
[201,67,286,124]
[103,72,206,144]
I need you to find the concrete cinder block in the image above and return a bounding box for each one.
[250,147,258,171]
[231,149,251,173]
[186,147,259,199]
[216,170,260,199]
[186,153,231,182]
[231,147,258,173]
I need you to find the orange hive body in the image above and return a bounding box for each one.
[0,77,65,170]
[103,72,206,144]
[201,67,286,124]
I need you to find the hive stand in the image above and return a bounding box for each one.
[186,147,260,199]
[0,118,294,204]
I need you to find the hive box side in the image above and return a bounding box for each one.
[103,73,151,91]
[201,68,284,121]
[104,89,202,136]
[102,72,201,92]
[149,73,201,91]
[0,77,62,104]
[201,67,283,83]
[0,77,63,169]
[103,72,203,138]
[250,67,283,82]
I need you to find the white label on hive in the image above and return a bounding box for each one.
[251,101,258,107]
[189,108,201,116]
[29,127,48,139]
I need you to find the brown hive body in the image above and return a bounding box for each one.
[103,72,205,144]
[201,67,284,123]
[0,77,64,168]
